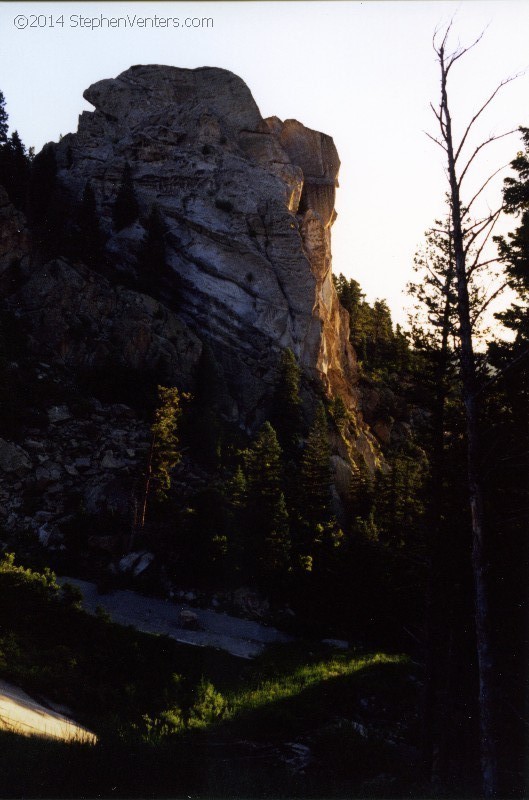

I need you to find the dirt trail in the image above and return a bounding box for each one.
[0,679,96,743]
[62,577,294,659]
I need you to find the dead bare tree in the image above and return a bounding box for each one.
[428,23,520,798]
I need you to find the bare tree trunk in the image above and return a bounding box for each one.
[422,234,455,785]
[128,487,139,553]
[439,52,498,798]
[140,435,155,530]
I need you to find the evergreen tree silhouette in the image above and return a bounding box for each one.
[0,90,8,144]
[76,181,104,271]
[113,162,139,231]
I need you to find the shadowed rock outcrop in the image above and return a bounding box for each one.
[13,258,201,389]
[54,65,358,425]
[0,186,29,277]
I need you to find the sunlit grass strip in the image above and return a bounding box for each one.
[227,652,407,716]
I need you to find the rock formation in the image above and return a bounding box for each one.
[0,66,385,545]
[53,65,358,425]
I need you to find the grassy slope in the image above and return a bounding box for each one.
[0,555,421,798]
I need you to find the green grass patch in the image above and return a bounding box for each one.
[229,649,405,715]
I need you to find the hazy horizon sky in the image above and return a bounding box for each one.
[1,0,528,326]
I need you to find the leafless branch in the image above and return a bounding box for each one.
[430,101,443,124]
[466,165,509,211]
[467,257,501,278]
[425,264,446,291]
[435,25,488,76]
[471,281,508,325]
[424,130,448,151]
[454,75,521,163]
[432,20,454,59]
[403,625,423,645]
[458,130,517,187]
[464,208,502,254]
[466,211,502,273]
[462,212,498,234]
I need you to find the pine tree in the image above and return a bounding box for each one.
[493,126,529,387]
[0,90,8,144]
[242,422,291,581]
[333,273,364,320]
[76,181,104,270]
[374,441,426,546]
[28,146,59,253]
[230,465,247,509]
[334,273,409,376]
[134,387,183,545]
[334,273,369,352]
[408,217,464,782]
[187,343,223,469]
[263,492,291,576]
[298,402,346,580]
[137,204,169,296]
[113,162,139,231]
[271,348,303,457]
[485,132,529,778]
[300,403,333,529]
[29,147,57,209]
[0,131,30,210]
[151,386,182,502]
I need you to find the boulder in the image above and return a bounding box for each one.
[133,551,155,577]
[83,477,132,517]
[118,552,141,573]
[321,638,349,650]
[0,439,31,475]
[47,406,72,424]
[232,587,270,620]
[37,522,63,549]
[35,461,62,482]
[100,450,125,469]
[118,550,155,577]
[177,608,201,630]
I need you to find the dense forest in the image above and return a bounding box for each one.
[0,34,527,800]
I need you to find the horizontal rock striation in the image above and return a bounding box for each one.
[54,65,358,424]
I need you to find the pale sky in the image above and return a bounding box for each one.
[0,0,528,326]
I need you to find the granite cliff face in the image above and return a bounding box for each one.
[0,67,387,544]
[53,65,358,425]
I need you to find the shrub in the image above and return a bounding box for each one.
[187,679,227,729]
[0,553,59,612]
[60,582,83,610]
